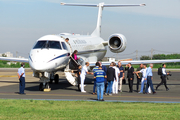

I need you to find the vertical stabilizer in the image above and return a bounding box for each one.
[61,2,146,37]
[91,3,104,37]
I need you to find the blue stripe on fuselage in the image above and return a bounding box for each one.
[48,53,70,63]
[29,56,33,62]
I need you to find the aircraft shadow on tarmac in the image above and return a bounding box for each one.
[25,78,94,92]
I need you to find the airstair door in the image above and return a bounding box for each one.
[64,57,85,86]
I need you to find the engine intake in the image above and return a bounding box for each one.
[108,34,127,53]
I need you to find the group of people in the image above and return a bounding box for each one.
[134,63,170,94]
[134,63,156,94]
[77,61,125,101]
[77,60,171,101]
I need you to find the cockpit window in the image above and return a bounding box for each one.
[49,41,62,49]
[33,41,62,49]
[33,41,47,49]
[61,42,68,50]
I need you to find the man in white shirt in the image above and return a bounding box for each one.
[112,62,120,94]
[136,64,151,93]
[156,64,169,91]
[80,62,93,93]
[17,63,26,95]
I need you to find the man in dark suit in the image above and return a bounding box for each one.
[105,62,116,96]
[125,63,134,93]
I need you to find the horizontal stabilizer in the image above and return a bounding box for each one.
[61,3,98,7]
[103,4,146,7]
[61,3,146,7]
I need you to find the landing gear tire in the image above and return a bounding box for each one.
[39,83,43,91]
[54,74,59,84]
[49,79,53,84]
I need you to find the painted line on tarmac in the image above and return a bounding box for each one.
[0,92,180,100]
[0,72,33,78]
[1,98,180,103]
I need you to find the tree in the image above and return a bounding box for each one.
[140,55,151,60]
[2,54,7,57]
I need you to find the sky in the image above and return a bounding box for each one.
[0,0,180,59]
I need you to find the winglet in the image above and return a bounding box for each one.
[61,2,65,5]
[140,4,146,6]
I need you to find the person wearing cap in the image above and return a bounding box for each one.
[94,66,107,101]
[17,63,26,95]
[92,62,100,95]
[98,61,107,92]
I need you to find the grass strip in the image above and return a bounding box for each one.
[0,99,179,120]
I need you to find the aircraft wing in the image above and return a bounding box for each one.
[0,57,29,63]
[89,59,180,66]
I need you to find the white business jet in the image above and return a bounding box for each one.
[1,2,180,91]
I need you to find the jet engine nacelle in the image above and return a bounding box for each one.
[108,34,127,53]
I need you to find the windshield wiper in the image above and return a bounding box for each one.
[41,42,47,50]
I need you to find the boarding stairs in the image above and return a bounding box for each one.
[60,36,77,85]
[61,36,84,86]
[64,57,81,86]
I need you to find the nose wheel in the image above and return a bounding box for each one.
[39,83,50,91]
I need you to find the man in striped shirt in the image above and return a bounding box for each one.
[92,62,100,95]
[94,66,107,101]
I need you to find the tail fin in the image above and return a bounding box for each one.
[61,2,146,37]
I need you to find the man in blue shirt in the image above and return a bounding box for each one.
[17,63,26,95]
[92,62,100,95]
[94,66,107,101]
[145,63,156,94]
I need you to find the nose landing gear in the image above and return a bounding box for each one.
[39,73,59,91]
[39,82,50,91]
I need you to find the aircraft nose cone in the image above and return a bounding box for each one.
[30,61,48,71]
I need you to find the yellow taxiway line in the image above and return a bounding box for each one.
[0,72,33,78]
